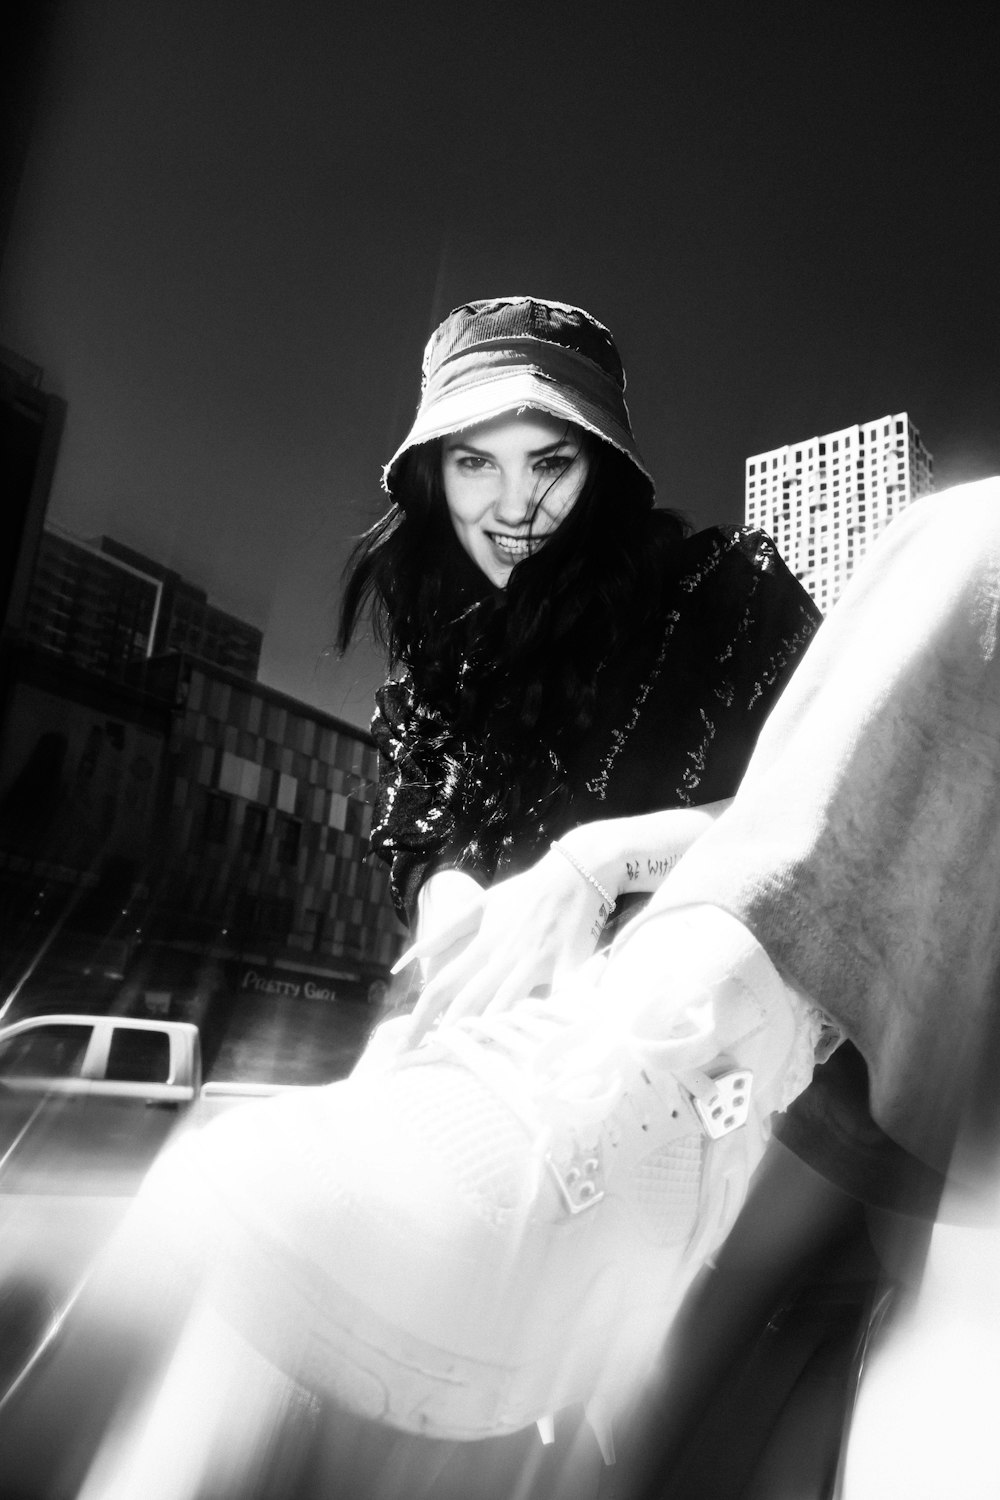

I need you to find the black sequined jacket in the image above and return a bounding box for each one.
[370,525,821,926]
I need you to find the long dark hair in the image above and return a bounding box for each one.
[338,432,687,757]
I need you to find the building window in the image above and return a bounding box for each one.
[106,1027,170,1083]
[242,803,267,856]
[303,908,330,954]
[0,1023,91,1078]
[204,792,231,843]
[238,894,293,939]
[276,814,302,865]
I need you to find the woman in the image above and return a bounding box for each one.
[339,295,820,1027]
[70,301,829,1500]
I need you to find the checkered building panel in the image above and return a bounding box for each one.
[167,666,402,968]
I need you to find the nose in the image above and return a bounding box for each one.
[493,468,537,526]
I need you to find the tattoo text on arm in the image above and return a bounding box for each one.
[590,901,611,940]
[625,854,680,884]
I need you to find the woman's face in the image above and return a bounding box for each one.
[441,411,591,587]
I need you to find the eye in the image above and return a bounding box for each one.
[452,453,491,471]
[535,452,574,476]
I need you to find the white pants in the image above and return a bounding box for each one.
[658,479,1000,1183]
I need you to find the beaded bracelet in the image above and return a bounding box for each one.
[550,840,617,914]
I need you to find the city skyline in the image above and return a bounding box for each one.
[2,1,997,727]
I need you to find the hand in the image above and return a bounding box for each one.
[404,869,486,987]
[402,848,610,1042]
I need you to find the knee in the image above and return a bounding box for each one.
[905,477,1000,535]
[889,479,1000,583]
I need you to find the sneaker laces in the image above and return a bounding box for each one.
[407,995,627,1152]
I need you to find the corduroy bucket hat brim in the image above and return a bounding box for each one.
[382,296,655,501]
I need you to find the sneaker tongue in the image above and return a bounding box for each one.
[630,995,718,1066]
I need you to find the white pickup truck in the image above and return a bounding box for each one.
[0,1012,315,1411]
[0,1009,315,1114]
[0,1012,204,1107]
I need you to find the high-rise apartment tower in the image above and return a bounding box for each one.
[745,413,934,612]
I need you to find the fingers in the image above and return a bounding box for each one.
[483,947,606,1017]
[406,945,492,1042]
[411,911,602,1034]
[453,956,547,1021]
[397,860,610,1049]
[405,941,604,1048]
[407,945,550,1043]
[422,940,563,1028]
[391,905,483,974]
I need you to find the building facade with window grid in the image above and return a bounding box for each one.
[22,526,162,676]
[745,414,934,613]
[3,464,397,1031]
[21,527,263,683]
[0,642,404,1016]
[101,537,263,679]
[148,654,403,986]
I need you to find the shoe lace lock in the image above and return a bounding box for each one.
[681,1061,753,1140]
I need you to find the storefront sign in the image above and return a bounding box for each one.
[238,967,342,1002]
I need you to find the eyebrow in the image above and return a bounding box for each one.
[444,437,577,457]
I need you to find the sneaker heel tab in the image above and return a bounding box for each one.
[680,1061,754,1139]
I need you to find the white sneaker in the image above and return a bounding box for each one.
[155,908,819,1454]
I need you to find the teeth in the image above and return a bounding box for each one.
[491,535,533,556]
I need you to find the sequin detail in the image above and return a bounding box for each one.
[748,623,818,710]
[584,528,767,804]
[369,527,822,922]
[584,609,681,801]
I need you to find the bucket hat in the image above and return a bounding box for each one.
[383,296,654,501]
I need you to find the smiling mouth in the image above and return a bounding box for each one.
[486,532,538,559]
